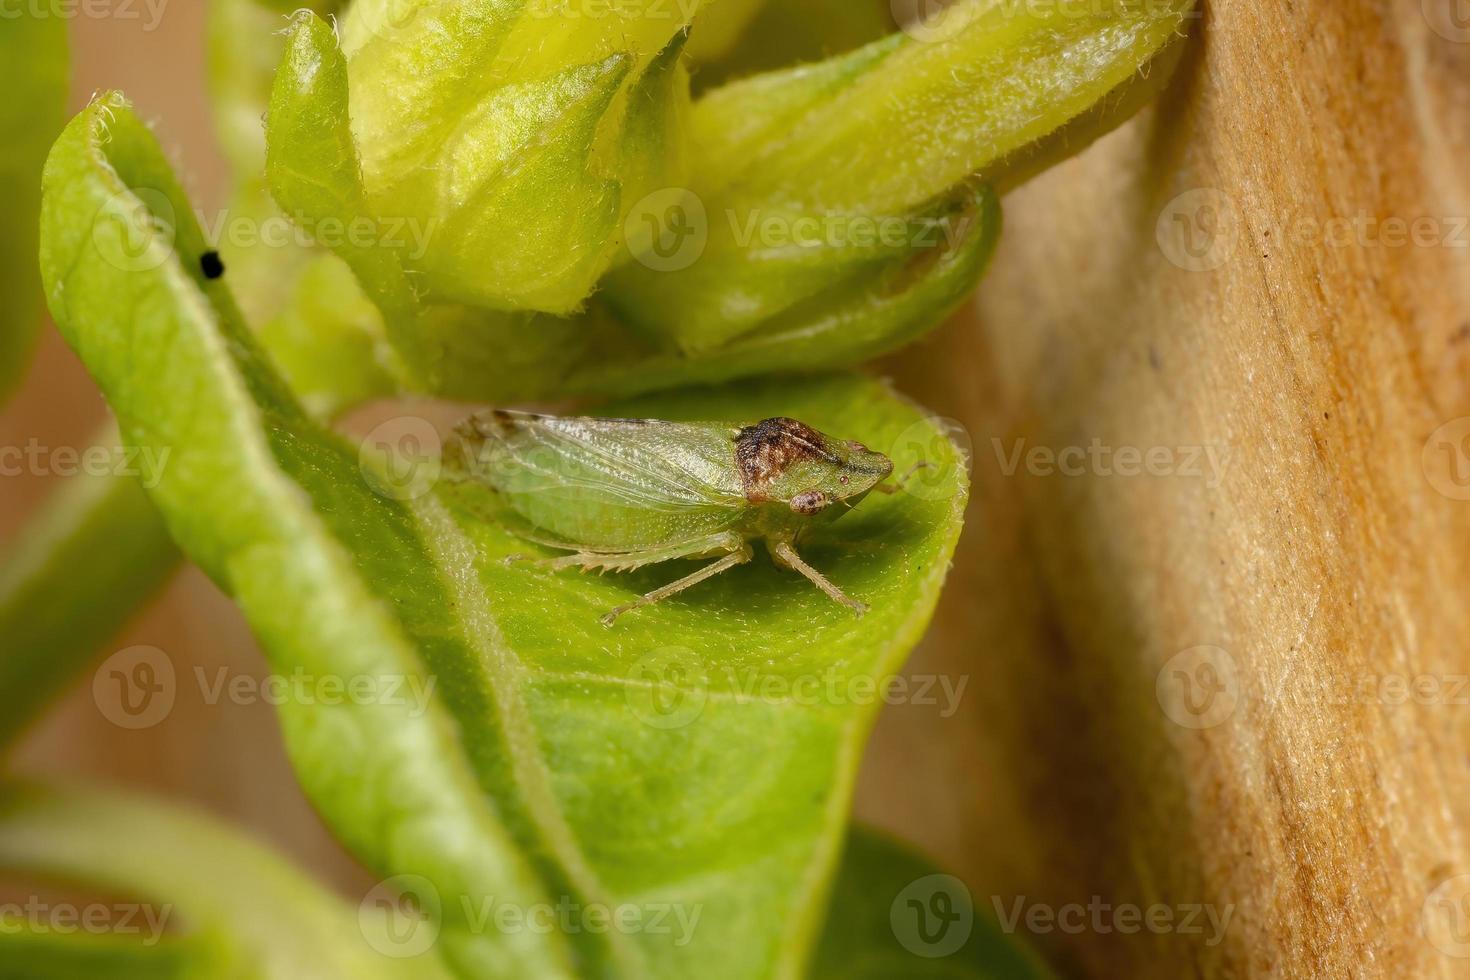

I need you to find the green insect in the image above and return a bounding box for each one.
[451,411,910,626]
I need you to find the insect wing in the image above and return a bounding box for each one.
[456,413,746,548]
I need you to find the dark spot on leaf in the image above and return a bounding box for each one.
[200,250,225,280]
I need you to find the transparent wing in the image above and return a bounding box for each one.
[455,411,747,513]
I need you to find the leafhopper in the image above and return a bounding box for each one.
[450,411,908,626]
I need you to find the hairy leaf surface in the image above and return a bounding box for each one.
[42,95,971,979]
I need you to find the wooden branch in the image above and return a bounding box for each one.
[864,0,1470,975]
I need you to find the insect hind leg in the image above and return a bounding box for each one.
[595,534,753,627]
[507,531,745,575]
[768,539,867,616]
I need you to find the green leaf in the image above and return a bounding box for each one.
[42,95,969,978]
[211,0,408,414]
[0,781,450,979]
[321,1,701,313]
[256,0,1186,397]
[687,0,894,92]
[206,0,323,331]
[254,256,407,418]
[416,191,997,402]
[604,0,1194,351]
[0,9,67,402]
[0,7,397,757]
[43,93,579,978]
[265,12,421,328]
[816,828,1056,979]
[693,0,1195,214]
[0,928,222,980]
[0,434,178,753]
[264,10,997,401]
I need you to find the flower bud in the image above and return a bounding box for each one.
[276,0,699,314]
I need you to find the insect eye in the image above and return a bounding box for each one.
[839,475,849,485]
[789,490,828,515]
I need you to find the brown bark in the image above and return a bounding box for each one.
[863,0,1470,975]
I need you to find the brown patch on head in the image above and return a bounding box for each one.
[734,417,837,500]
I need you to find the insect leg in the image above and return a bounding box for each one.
[600,540,754,627]
[505,551,604,572]
[510,531,745,573]
[768,539,868,616]
[873,461,936,495]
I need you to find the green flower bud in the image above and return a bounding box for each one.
[606,0,1195,354]
[262,0,1193,399]
[273,0,698,315]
